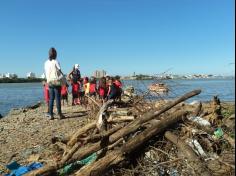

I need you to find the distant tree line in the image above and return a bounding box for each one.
[135,74,154,80]
[0,78,44,83]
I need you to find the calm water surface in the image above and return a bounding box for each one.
[123,79,235,102]
[0,79,235,116]
[0,83,43,116]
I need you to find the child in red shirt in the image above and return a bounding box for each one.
[61,83,69,106]
[89,77,97,98]
[98,77,106,103]
[107,76,122,101]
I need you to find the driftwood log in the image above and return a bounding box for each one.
[75,110,188,176]
[164,131,211,176]
[85,95,101,108]
[67,122,96,147]
[25,89,201,176]
[96,99,114,130]
[70,90,201,162]
[209,96,223,126]
[107,115,135,123]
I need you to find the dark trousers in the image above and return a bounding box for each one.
[49,86,62,116]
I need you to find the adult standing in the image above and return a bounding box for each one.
[44,47,65,120]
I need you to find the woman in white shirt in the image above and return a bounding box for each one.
[44,47,65,120]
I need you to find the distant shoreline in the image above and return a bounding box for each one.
[0,78,44,83]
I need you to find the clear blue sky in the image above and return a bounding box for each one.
[0,0,235,77]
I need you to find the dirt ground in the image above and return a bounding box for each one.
[0,100,91,166]
[0,97,234,175]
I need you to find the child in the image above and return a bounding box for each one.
[107,77,120,100]
[81,77,89,109]
[68,64,81,105]
[42,81,50,114]
[98,77,107,103]
[114,75,122,89]
[89,76,97,98]
[114,75,122,100]
[61,83,69,106]
[72,81,80,105]
[83,77,90,95]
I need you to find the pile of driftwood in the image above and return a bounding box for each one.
[25,89,235,176]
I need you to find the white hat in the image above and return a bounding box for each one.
[74,64,79,69]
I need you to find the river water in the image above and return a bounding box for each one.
[0,79,235,116]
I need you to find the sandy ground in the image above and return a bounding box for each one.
[0,101,91,166]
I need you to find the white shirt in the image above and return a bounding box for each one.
[44,59,61,83]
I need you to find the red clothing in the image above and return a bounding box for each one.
[114,80,122,88]
[44,84,49,103]
[89,83,96,93]
[99,87,105,97]
[72,83,80,95]
[106,83,110,95]
[61,85,68,96]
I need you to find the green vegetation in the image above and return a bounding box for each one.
[222,102,235,118]
[0,78,44,83]
[135,74,154,80]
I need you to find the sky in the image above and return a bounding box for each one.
[0,0,235,77]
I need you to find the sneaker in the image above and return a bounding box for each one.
[49,116,54,120]
[45,113,51,118]
[45,113,54,119]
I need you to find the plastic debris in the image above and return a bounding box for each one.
[186,139,207,157]
[213,127,224,139]
[188,116,211,127]
[5,162,43,176]
[58,153,97,176]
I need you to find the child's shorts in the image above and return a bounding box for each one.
[61,94,68,100]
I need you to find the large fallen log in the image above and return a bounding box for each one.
[164,131,211,176]
[25,89,201,176]
[67,122,96,147]
[75,110,188,176]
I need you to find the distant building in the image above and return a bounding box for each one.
[5,73,17,78]
[93,70,106,78]
[41,73,46,79]
[0,74,6,79]
[27,72,36,78]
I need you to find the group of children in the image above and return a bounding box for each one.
[67,74,123,106]
[43,65,123,111]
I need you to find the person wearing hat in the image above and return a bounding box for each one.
[68,64,81,105]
